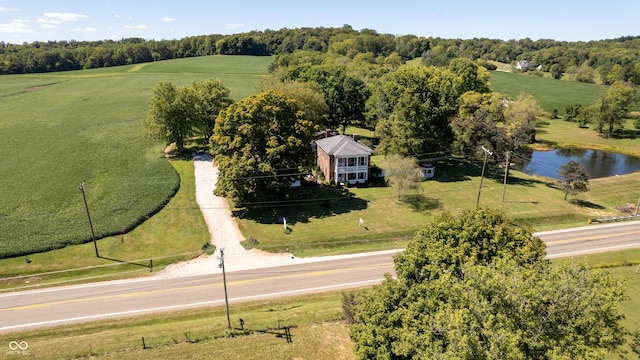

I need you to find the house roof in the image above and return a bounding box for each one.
[315,135,373,156]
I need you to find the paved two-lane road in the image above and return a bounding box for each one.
[539,221,640,258]
[2,221,640,334]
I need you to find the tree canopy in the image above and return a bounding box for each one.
[3,27,640,89]
[372,65,458,156]
[350,208,628,359]
[210,90,317,205]
[383,154,424,201]
[558,160,590,200]
[144,79,232,152]
[372,61,491,157]
[144,81,189,152]
[588,81,638,137]
[285,64,369,132]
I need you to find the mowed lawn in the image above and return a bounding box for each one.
[236,72,640,254]
[489,70,609,114]
[0,55,273,259]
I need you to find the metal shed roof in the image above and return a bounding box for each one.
[315,135,373,156]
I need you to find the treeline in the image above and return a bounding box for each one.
[2,25,639,84]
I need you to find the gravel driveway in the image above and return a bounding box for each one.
[159,152,400,278]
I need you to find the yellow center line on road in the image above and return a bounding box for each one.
[2,262,392,312]
[543,231,640,245]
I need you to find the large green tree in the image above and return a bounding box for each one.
[186,78,233,140]
[258,71,329,126]
[286,64,370,133]
[503,92,543,144]
[558,160,590,200]
[144,79,232,152]
[144,81,191,152]
[210,90,318,204]
[350,208,628,360]
[451,91,508,159]
[373,65,464,156]
[588,81,637,138]
[383,154,423,202]
[448,57,491,95]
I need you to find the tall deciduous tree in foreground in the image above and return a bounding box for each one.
[558,160,590,200]
[210,90,317,204]
[350,208,627,360]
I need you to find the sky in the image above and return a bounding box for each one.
[1,0,639,45]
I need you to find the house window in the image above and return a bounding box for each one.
[358,172,367,180]
[338,158,346,167]
[348,173,356,180]
[358,156,366,166]
[348,157,356,166]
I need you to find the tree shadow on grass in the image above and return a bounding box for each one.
[401,194,442,213]
[432,158,476,183]
[504,175,552,188]
[232,185,368,225]
[613,128,640,140]
[568,199,605,209]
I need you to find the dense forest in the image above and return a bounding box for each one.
[1,25,639,85]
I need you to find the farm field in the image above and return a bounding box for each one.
[0,55,273,259]
[489,70,609,114]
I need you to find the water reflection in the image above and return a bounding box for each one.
[513,149,640,179]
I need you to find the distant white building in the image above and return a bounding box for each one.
[515,60,531,70]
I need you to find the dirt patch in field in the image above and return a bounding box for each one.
[25,81,64,92]
[25,85,48,92]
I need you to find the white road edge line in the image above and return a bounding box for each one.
[547,242,640,258]
[0,279,382,332]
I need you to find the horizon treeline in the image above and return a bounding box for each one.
[1,24,639,85]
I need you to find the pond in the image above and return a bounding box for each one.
[513,148,640,179]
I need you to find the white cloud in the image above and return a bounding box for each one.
[37,17,62,25]
[162,17,175,22]
[0,21,34,34]
[73,27,97,32]
[225,23,244,30]
[44,12,88,22]
[42,24,56,29]
[124,24,149,29]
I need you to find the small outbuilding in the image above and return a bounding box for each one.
[420,162,436,179]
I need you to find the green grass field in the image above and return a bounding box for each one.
[489,70,609,114]
[0,55,273,259]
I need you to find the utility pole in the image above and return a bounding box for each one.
[635,196,640,216]
[79,181,99,257]
[502,151,511,202]
[219,248,231,329]
[476,146,493,207]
